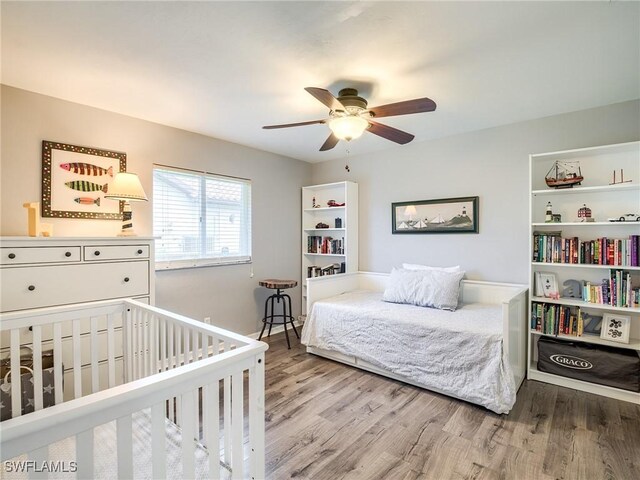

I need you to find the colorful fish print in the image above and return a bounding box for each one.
[74,197,101,206]
[60,163,113,177]
[65,181,108,193]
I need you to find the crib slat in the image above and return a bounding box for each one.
[205,381,220,479]
[152,401,166,479]
[32,325,44,411]
[249,353,266,480]
[150,313,157,376]
[53,323,63,405]
[168,321,174,370]
[107,313,116,388]
[117,415,134,479]
[90,316,99,393]
[181,390,197,480]
[143,311,149,376]
[231,370,244,479]
[184,328,190,364]
[176,325,182,367]
[137,308,143,380]
[124,307,133,383]
[223,374,231,467]
[72,319,82,398]
[10,329,21,418]
[76,429,94,479]
[28,446,48,479]
[160,317,167,372]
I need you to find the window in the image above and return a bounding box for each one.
[153,165,251,269]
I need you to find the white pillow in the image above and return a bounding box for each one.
[382,267,465,311]
[402,263,462,273]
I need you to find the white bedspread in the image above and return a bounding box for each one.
[301,290,516,414]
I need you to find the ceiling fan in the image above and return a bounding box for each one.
[263,87,437,151]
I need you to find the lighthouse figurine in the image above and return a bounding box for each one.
[545,202,553,223]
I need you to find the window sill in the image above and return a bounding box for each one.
[155,259,252,272]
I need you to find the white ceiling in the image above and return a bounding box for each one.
[2,1,639,163]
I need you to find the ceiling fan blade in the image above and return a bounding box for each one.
[367,120,415,145]
[368,97,436,118]
[319,133,339,151]
[262,119,325,129]
[305,87,347,112]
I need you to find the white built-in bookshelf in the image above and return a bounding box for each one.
[301,181,358,318]
[528,141,640,403]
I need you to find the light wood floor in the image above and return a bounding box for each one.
[260,332,640,480]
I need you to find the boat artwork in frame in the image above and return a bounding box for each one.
[392,196,479,234]
[42,141,126,220]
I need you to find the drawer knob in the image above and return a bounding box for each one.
[8,253,15,259]
[124,277,130,283]
[28,285,35,291]
[137,249,143,254]
[65,251,72,257]
[94,250,101,256]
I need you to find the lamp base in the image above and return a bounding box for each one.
[116,230,138,237]
[118,201,137,237]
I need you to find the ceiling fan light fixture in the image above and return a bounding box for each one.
[328,116,369,141]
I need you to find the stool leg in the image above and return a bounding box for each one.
[283,294,299,339]
[267,294,275,337]
[258,294,269,341]
[281,292,291,349]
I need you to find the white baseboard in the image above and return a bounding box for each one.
[247,321,303,341]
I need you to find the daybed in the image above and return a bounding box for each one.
[301,272,527,414]
[0,299,266,479]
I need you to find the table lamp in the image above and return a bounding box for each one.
[104,172,148,236]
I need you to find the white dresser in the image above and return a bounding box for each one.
[0,237,155,399]
[0,237,155,312]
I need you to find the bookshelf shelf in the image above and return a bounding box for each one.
[302,182,358,319]
[531,262,640,271]
[528,141,640,403]
[531,297,640,314]
[303,206,346,212]
[529,330,640,350]
[532,221,639,226]
[531,183,640,196]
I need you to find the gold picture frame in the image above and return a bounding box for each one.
[42,141,126,220]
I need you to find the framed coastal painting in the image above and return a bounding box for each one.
[392,196,479,234]
[42,141,126,219]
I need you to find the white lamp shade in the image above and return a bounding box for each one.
[328,116,369,141]
[104,172,148,202]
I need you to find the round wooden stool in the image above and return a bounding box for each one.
[258,279,299,349]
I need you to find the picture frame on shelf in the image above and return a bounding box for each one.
[600,314,631,344]
[391,196,478,234]
[536,272,559,299]
[42,140,126,220]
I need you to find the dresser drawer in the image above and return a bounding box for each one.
[84,245,149,261]
[1,247,81,265]
[0,261,149,312]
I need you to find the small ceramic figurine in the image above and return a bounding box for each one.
[577,204,594,222]
[545,202,553,223]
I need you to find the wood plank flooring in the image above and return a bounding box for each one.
[260,333,640,480]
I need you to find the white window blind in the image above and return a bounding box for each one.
[153,166,252,269]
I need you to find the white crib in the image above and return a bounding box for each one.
[0,299,267,479]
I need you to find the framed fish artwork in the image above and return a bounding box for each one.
[42,141,127,219]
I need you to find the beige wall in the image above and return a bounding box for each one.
[1,85,312,334]
[311,99,640,284]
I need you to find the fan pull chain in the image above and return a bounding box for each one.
[345,147,351,173]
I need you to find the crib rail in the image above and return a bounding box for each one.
[0,299,267,479]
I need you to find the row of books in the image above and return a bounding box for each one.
[531,302,584,336]
[307,236,344,255]
[532,232,640,266]
[582,270,640,308]
[307,263,345,278]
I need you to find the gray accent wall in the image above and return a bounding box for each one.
[1,85,311,334]
[310,100,640,284]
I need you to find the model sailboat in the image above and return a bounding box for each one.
[545,161,583,188]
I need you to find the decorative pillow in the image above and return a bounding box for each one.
[402,263,461,273]
[382,267,465,311]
